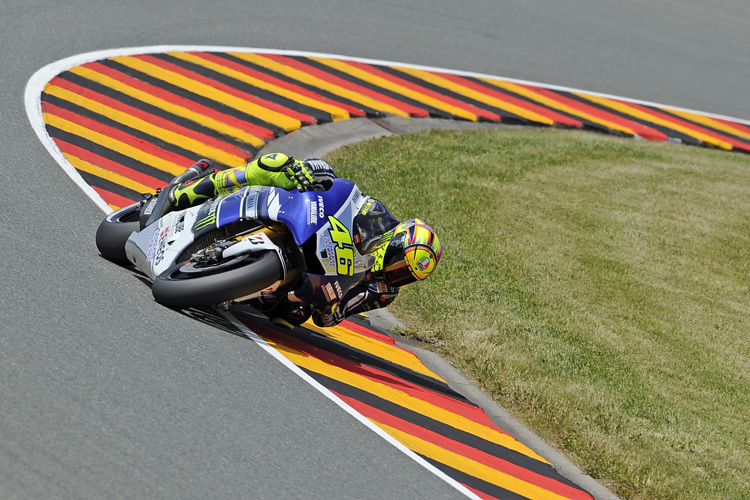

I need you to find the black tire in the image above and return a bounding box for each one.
[95,203,141,264]
[151,250,284,308]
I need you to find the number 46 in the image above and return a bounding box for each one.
[327,216,354,276]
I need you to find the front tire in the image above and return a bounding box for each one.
[151,251,284,308]
[95,203,141,264]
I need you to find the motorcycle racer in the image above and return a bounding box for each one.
[166,152,442,328]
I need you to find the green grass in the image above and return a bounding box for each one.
[326,128,750,500]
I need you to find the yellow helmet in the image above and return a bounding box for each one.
[371,219,442,287]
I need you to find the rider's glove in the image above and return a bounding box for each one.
[303,159,336,191]
[285,161,316,192]
[313,302,345,327]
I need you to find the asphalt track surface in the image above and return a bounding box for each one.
[2,1,749,499]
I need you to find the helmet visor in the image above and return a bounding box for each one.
[383,258,419,287]
[381,232,419,287]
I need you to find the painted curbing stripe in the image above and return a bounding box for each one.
[208,52,368,119]
[46,126,174,185]
[91,186,136,210]
[306,368,558,480]
[65,153,154,195]
[516,85,657,139]
[239,53,417,118]
[575,93,733,150]
[42,108,189,175]
[253,324,546,462]
[340,395,591,500]
[265,324,507,429]
[428,72,583,127]
[49,75,252,161]
[716,117,750,136]
[393,66,551,124]
[313,58,491,122]
[44,82,247,166]
[78,168,142,205]
[54,139,165,191]
[303,320,444,381]
[115,54,304,132]
[219,310,484,500]
[152,52,326,126]
[381,423,582,500]
[662,107,750,143]
[478,78,620,131]
[71,62,270,146]
[171,51,352,122]
[99,57,285,141]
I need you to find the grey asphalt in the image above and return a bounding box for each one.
[2,1,748,499]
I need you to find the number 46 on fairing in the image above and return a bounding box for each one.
[327,215,354,276]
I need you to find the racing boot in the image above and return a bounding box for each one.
[139,159,214,228]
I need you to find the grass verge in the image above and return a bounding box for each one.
[326,128,750,500]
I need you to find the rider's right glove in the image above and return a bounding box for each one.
[312,302,345,327]
[303,159,336,190]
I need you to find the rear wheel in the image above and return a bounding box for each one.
[151,250,284,308]
[95,203,141,264]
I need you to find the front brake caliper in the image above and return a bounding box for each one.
[192,241,233,264]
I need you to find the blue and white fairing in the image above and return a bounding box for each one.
[196,178,374,306]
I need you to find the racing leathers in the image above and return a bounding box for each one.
[310,277,399,327]
[169,152,334,208]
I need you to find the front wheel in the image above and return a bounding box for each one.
[95,203,141,264]
[151,251,284,308]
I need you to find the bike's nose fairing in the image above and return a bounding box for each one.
[125,208,199,279]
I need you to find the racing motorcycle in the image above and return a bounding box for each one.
[95,160,376,320]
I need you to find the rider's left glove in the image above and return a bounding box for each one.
[285,161,316,192]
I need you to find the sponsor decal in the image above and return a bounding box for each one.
[333,280,343,299]
[208,198,220,214]
[360,199,374,215]
[146,230,159,263]
[309,201,318,225]
[245,234,266,245]
[244,190,259,217]
[194,213,216,231]
[322,237,337,268]
[153,226,170,265]
[323,282,336,302]
[317,195,325,218]
[142,197,158,216]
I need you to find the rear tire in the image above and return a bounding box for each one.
[95,203,141,264]
[152,251,284,308]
